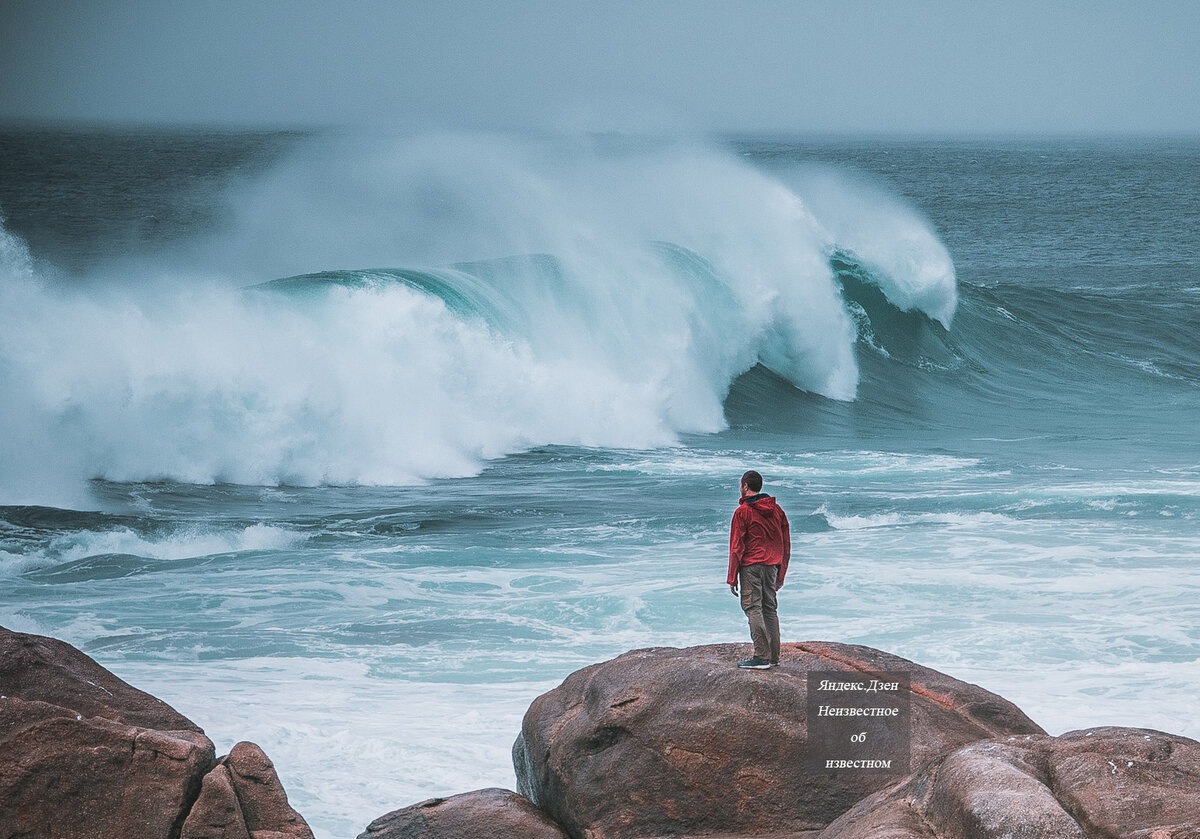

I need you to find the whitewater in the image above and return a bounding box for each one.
[1,129,1197,838]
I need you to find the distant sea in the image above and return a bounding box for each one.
[1,127,1197,838]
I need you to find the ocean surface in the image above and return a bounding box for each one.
[1,127,1197,838]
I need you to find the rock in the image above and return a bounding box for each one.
[358,788,569,839]
[0,624,207,733]
[0,626,216,839]
[178,742,316,839]
[820,726,1200,838]
[224,741,314,839]
[0,626,314,839]
[181,764,251,839]
[514,641,1044,838]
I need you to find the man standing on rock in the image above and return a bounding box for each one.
[728,470,790,669]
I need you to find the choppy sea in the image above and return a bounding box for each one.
[1,128,1197,838]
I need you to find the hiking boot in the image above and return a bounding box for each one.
[737,657,771,669]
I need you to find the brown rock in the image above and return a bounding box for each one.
[225,741,315,839]
[820,727,1200,838]
[513,642,1044,838]
[0,624,206,732]
[181,764,251,839]
[0,627,312,839]
[0,626,216,839]
[358,787,569,838]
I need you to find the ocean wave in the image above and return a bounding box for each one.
[783,163,957,327]
[0,134,957,501]
[0,521,306,577]
[815,505,1015,531]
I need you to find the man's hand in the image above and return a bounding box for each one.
[729,584,738,596]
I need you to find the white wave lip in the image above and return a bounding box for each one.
[0,523,306,576]
[0,134,956,501]
[788,163,958,327]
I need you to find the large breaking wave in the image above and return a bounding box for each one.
[0,134,956,503]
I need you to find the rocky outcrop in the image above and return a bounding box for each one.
[0,626,312,839]
[820,726,1200,839]
[358,788,569,839]
[180,763,251,839]
[11,626,1199,839]
[0,627,215,839]
[182,742,314,839]
[513,642,1045,838]
[223,741,313,838]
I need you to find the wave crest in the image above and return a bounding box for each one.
[0,134,956,500]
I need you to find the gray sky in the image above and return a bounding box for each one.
[2,0,1199,134]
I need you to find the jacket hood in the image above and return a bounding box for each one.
[741,493,781,514]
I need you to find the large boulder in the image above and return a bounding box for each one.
[820,726,1200,838]
[358,788,569,839]
[0,626,314,839]
[514,641,1045,838]
[0,626,215,839]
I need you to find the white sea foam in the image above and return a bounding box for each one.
[587,448,980,479]
[0,215,33,279]
[112,657,556,839]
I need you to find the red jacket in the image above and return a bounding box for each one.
[728,493,791,587]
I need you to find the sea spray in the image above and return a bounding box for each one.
[786,163,958,326]
[0,133,957,503]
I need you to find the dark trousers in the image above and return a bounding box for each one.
[739,563,780,663]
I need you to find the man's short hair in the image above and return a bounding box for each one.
[741,470,763,493]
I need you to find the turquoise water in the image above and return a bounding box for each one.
[1,129,1198,837]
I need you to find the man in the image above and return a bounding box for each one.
[728,470,790,669]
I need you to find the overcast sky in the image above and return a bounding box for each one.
[2,0,1199,134]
